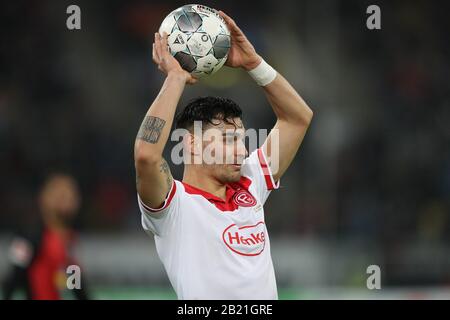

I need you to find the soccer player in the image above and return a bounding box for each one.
[2,173,89,300]
[134,11,313,299]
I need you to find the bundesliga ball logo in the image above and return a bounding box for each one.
[159,4,231,78]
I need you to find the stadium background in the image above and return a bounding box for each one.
[1,0,449,299]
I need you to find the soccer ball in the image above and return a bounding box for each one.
[159,4,231,78]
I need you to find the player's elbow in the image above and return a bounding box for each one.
[134,147,161,168]
[303,107,314,126]
[291,106,313,128]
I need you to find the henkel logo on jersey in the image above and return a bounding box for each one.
[222,221,266,256]
[232,189,256,207]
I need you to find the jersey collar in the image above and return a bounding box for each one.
[181,182,233,203]
[181,176,252,204]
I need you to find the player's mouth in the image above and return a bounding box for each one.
[231,164,241,170]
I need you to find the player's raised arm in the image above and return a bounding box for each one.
[260,75,313,181]
[134,32,197,210]
[219,11,313,182]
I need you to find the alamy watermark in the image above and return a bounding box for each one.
[168,121,280,174]
[66,5,81,30]
[66,265,81,290]
[66,4,381,31]
[366,264,381,290]
[366,5,381,30]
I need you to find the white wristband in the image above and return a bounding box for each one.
[248,59,277,86]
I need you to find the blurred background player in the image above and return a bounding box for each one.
[2,173,89,300]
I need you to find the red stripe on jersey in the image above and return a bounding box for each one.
[140,180,177,212]
[257,148,276,190]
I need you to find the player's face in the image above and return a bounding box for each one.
[40,175,81,225]
[201,118,248,183]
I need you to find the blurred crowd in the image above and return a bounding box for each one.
[1,0,449,285]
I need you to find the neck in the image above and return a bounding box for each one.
[183,166,227,200]
[42,211,69,235]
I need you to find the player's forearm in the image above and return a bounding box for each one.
[262,73,313,127]
[259,72,313,181]
[134,72,186,163]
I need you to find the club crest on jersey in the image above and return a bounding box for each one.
[232,189,256,207]
[222,221,266,256]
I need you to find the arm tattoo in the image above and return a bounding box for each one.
[159,159,173,190]
[135,160,172,191]
[136,116,166,144]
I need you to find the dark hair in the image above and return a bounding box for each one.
[175,96,243,130]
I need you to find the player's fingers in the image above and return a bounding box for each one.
[154,33,163,60]
[160,32,170,56]
[190,75,198,84]
[156,33,169,66]
[218,10,232,22]
[187,77,198,85]
[156,33,168,63]
[152,43,160,64]
[219,11,243,35]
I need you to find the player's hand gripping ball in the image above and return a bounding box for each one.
[159,4,231,78]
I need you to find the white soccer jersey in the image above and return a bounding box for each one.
[138,148,280,300]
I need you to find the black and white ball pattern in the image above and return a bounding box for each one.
[159,4,231,78]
